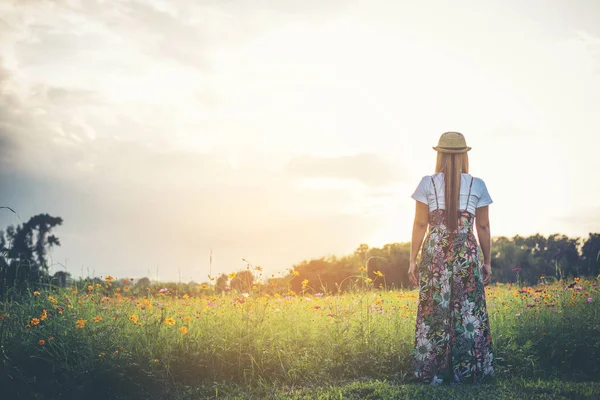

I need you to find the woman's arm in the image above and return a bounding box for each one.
[408,201,429,287]
[475,205,492,285]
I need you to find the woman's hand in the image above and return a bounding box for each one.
[482,263,492,285]
[408,261,419,288]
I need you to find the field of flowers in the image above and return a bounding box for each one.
[1,273,600,399]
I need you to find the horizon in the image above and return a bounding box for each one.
[1,0,599,282]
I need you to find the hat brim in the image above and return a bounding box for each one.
[433,146,471,153]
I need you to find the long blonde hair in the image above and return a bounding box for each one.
[435,152,469,233]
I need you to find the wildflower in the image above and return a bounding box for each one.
[33,291,40,296]
[39,309,48,321]
[87,285,93,291]
[241,293,249,298]
[30,318,40,326]
[373,270,384,277]
[158,288,169,294]
[153,359,159,363]
[38,339,46,345]
[512,267,522,271]
[292,271,299,277]
[200,284,208,290]
[99,352,105,358]
[314,305,321,310]
[588,297,593,303]
[256,266,262,272]
[48,337,55,342]
[24,324,31,329]
[302,279,309,287]
[183,316,192,322]
[315,292,324,297]
[75,318,88,329]
[228,272,237,279]
[93,316,102,323]
[48,296,58,305]
[124,286,130,291]
[104,276,114,281]
[327,313,336,317]
[358,266,366,271]
[365,278,373,283]
[164,317,176,326]
[515,313,521,317]
[179,326,188,334]
[130,315,138,324]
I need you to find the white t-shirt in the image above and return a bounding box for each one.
[411,173,493,214]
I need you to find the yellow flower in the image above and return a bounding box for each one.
[75,318,88,329]
[39,309,48,321]
[179,326,188,335]
[33,291,40,296]
[93,316,102,323]
[358,266,366,272]
[130,315,138,324]
[256,266,263,272]
[164,317,176,326]
[228,272,237,279]
[182,294,189,299]
[183,316,192,322]
[200,284,208,290]
[302,279,309,287]
[365,278,373,283]
[104,275,115,281]
[373,270,383,277]
[292,271,299,276]
[30,318,40,326]
[153,359,159,363]
[48,296,58,305]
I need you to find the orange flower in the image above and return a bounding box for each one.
[179,326,188,334]
[200,284,208,290]
[93,316,102,323]
[75,318,88,329]
[104,276,115,282]
[38,339,46,345]
[87,285,93,291]
[183,316,192,322]
[39,309,48,321]
[30,318,40,326]
[130,315,139,324]
[164,317,176,326]
[33,291,40,296]
[48,336,55,342]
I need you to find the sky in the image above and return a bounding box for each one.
[1,0,599,282]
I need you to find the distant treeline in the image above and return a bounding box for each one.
[1,212,599,296]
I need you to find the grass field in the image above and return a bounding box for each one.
[1,274,599,399]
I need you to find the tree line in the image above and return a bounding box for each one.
[1,212,599,296]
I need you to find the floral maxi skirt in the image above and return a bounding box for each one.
[412,210,494,384]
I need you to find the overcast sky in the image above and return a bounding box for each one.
[1,0,599,282]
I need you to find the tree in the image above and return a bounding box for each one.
[0,213,63,293]
[582,233,600,276]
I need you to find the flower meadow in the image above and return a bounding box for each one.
[1,274,600,399]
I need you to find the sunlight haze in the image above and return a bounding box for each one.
[1,0,599,282]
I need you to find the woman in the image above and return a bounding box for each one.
[408,131,494,384]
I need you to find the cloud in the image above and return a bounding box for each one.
[286,154,404,187]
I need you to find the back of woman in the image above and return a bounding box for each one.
[408,132,494,384]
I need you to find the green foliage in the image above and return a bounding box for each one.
[1,277,600,399]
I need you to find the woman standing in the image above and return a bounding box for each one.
[408,132,494,384]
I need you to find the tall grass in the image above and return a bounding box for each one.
[1,275,599,399]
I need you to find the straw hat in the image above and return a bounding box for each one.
[433,131,471,153]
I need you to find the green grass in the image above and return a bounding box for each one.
[1,277,600,399]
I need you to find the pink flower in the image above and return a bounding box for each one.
[158,288,168,293]
[512,267,522,272]
[515,313,521,317]
[587,297,593,303]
